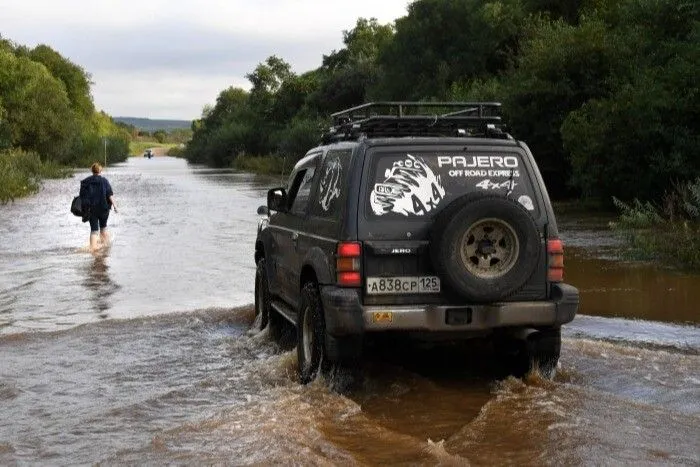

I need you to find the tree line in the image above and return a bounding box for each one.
[0,35,130,201]
[185,0,698,202]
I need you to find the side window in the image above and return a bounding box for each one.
[289,168,316,216]
[312,149,351,219]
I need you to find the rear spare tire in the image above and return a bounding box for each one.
[431,195,540,302]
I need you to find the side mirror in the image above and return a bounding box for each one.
[267,187,287,212]
[257,205,269,215]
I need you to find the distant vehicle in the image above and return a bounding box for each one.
[254,101,579,385]
[144,149,153,159]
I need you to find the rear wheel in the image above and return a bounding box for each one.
[528,329,561,379]
[297,282,326,384]
[497,328,561,380]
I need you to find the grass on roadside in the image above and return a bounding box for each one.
[166,145,185,158]
[0,149,71,203]
[611,179,700,271]
[129,140,177,156]
[231,154,289,176]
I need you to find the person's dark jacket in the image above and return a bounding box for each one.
[79,175,113,221]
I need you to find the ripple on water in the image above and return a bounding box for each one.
[0,382,20,401]
[565,314,700,355]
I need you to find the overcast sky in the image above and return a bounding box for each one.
[0,0,411,120]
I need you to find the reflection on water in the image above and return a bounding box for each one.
[566,248,700,324]
[83,253,118,318]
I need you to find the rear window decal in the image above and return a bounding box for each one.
[370,154,446,216]
[475,179,517,191]
[437,155,519,169]
[318,157,342,212]
[518,195,535,211]
[367,151,539,218]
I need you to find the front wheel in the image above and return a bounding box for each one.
[297,282,327,384]
[253,259,270,331]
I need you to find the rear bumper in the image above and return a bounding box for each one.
[321,283,579,336]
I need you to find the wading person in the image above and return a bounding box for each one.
[80,162,118,251]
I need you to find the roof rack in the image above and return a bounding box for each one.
[322,101,508,143]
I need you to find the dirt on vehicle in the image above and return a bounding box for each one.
[254,102,579,385]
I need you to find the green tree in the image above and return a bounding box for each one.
[561,0,700,200]
[204,87,249,127]
[272,70,321,122]
[0,49,78,163]
[325,17,394,70]
[309,18,393,113]
[373,0,528,100]
[185,87,253,165]
[167,128,193,144]
[276,116,325,161]
[0,98,10,150]
[21,44,95,119]
[245,56,294,155]
[153,129,167,143]
[520,0,584,23]
[491,16,629,196]
[0,35,13,53]
[246,55,293,103]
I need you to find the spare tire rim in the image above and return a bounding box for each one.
[459,218,519,279]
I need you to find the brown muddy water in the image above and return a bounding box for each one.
[0,157,698,465]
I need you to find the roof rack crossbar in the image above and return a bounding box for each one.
[324,101,507,142]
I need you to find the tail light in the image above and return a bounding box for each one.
[336,242,361,287]
[547,238,564,282]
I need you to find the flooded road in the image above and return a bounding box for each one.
[1,157,698,465]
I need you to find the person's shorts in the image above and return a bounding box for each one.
[89,211,109,232]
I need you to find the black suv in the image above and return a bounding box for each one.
[254,102,578,383]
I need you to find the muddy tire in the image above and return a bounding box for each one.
[528,328,561,379]
[253,259,270,331]
[497,329,561,380]
[254,258,285,342]
[297,282,327,384]
[268,305,286,344]
[431,195,540,302]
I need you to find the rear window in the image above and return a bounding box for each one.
[365,151,539,219]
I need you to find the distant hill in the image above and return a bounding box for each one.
[114,117,192,132]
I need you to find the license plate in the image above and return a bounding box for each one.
[366,276,441,295]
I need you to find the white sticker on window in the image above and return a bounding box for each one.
[318,158,342,212]
[370,154,445,216]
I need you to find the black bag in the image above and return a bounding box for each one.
[71,195,92,222]
[70,196,83,217]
